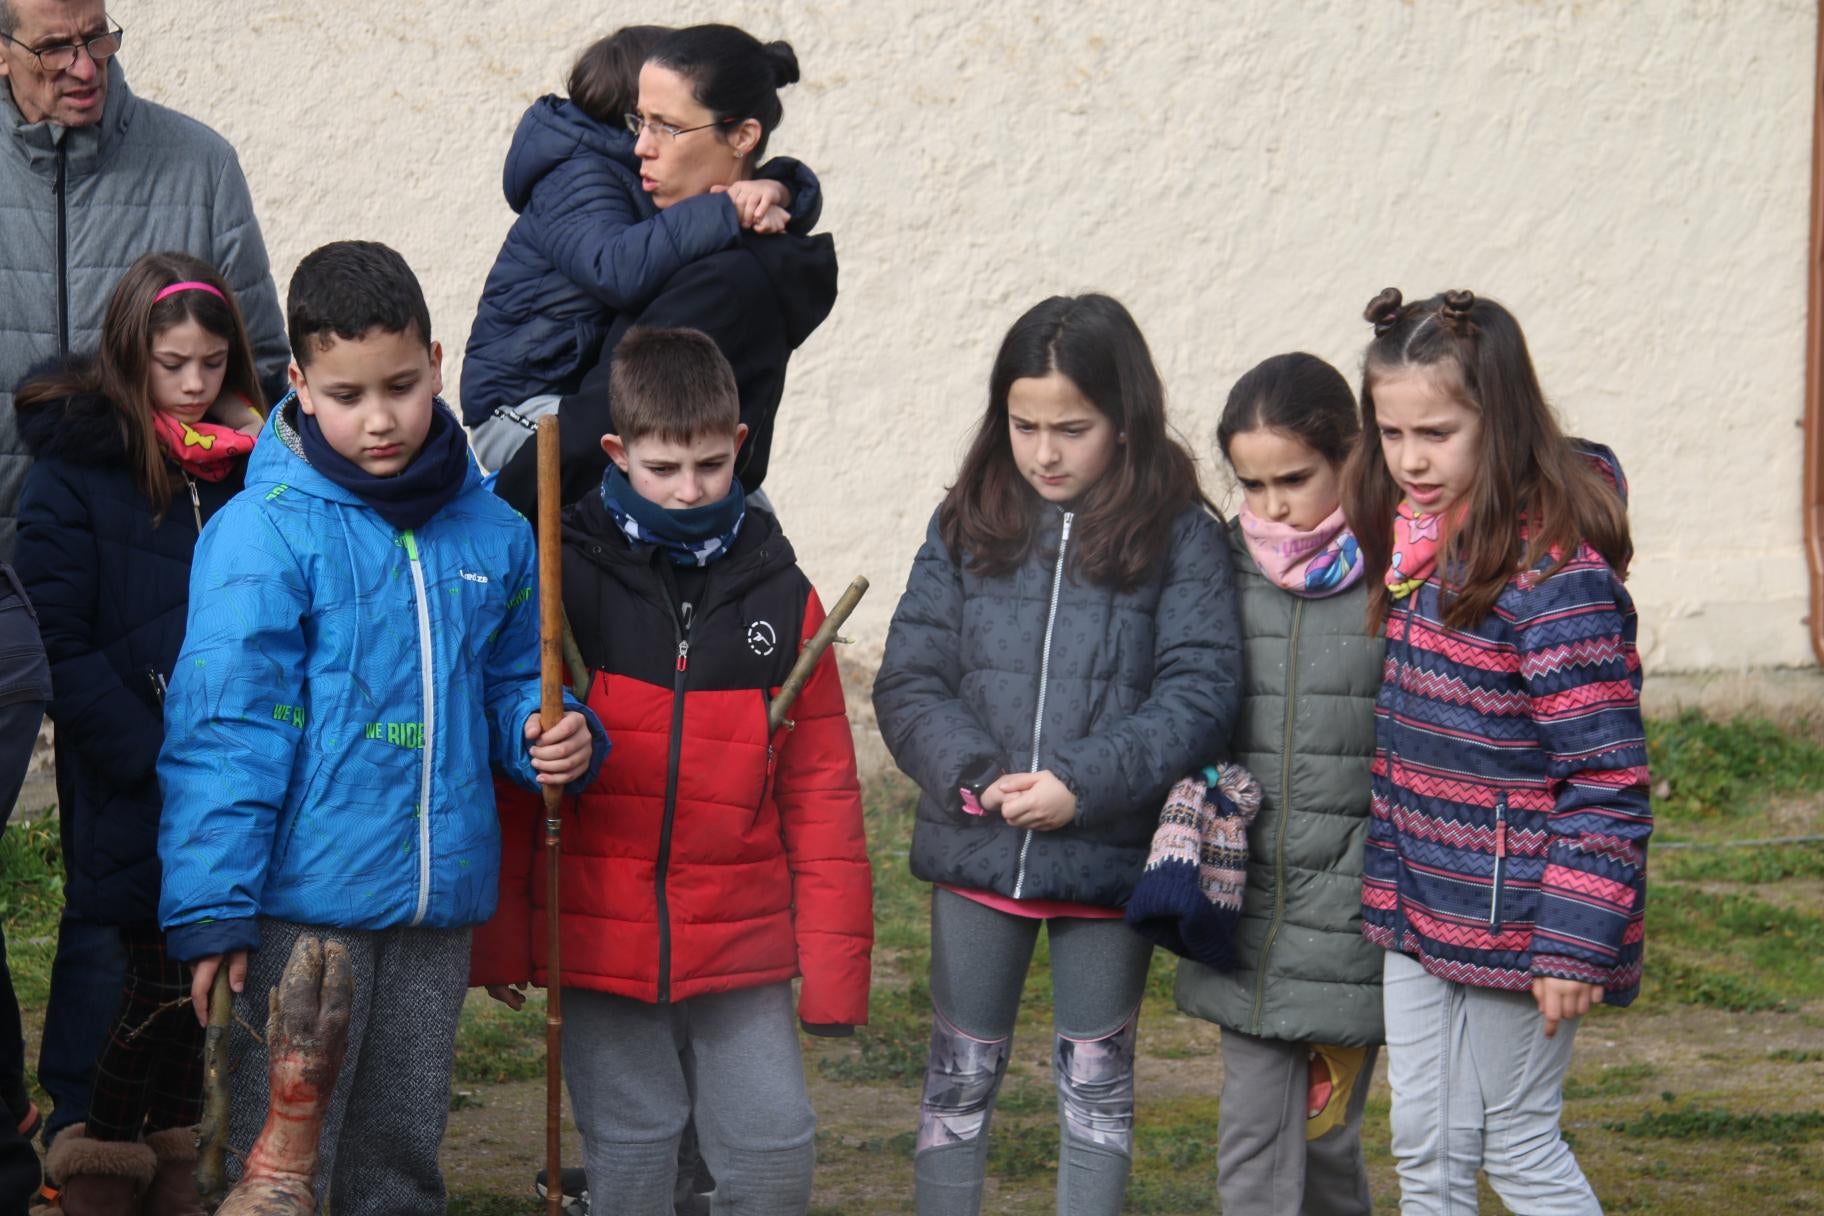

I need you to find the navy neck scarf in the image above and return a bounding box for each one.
[599,464,746,567]
[297,402,470,533]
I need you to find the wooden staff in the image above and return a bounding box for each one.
[536,415,566,1216]
[195,967,235,1202]
[768,576,869,733]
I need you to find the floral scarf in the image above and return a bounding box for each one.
[1238,504,1364,598]
[153,412,256,482]
[1386,499,1461,599]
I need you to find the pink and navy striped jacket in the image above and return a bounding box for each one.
[1361,476,1650,1004]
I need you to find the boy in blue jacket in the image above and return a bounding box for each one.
[156,241,604,1215]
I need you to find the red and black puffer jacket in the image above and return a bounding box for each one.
[471,498,873,1028]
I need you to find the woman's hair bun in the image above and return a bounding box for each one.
[764,40,800,87]
[1364,287,1404,335]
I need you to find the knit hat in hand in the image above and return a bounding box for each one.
[1124,763,1263,971]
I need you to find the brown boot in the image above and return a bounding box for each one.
[42,1124,156,1216]
[140,1129,206,1216]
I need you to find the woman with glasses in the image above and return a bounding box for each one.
[487,23,839,523]
[463,23,825,480]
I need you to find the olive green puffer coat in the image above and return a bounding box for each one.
[1173,523,1386,1046]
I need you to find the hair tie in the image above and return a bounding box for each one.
[154,280,226,304]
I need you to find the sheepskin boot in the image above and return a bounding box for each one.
[42,1123,155,1216]
[140,1129,206,1216]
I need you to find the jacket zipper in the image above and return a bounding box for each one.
[1012,510,1072,899]
[655,599,695,1003]
[54,143,69,356]
[402,529,437,927]
[184,473,203,533]
[1488,793,1508,929]
[1250,595,1303,1031]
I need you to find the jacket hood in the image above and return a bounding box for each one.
[3,58,135,179]
[253,392,482,507]
[566,489,797,603]
[742,231,838,349]
[502,95,639,214]
[13,359,129,465]
[1569,437,1628,506]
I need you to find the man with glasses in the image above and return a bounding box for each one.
[0,0,288,1206]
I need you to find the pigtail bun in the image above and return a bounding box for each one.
[1364,287,1404,335]
[764,40,801,87]
[1439,289,1477,337]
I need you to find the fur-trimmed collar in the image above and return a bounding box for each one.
[14,360,132,467]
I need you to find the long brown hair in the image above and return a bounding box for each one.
[1342,288,1631,633]
[938,294,1205,590]
[15,252,262,515]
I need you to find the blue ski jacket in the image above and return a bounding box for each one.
[157,398,605,960]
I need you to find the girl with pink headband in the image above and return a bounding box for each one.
[11,252,265,1213]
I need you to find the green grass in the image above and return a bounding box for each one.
[1606,1106,1824,1142]
[0,813,61,1011]
[453,992,549,1084]
[1647,711,1824,824]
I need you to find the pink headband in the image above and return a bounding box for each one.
[154,281,225,304]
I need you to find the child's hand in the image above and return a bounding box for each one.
[750,205,791,235]
[189,950,249,1026]
[996,770,1077,831]
[713,178,791,228]
[524,710,592,787]
[486,983,528,1011]
[1531,976,1604,1038]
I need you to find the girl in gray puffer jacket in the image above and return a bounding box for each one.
[1174,353,1386,1216]
[873,294,1241,1216]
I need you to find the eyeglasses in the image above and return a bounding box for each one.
[0,24,124,73]
[623,112,735,141]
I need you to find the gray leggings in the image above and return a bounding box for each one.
[916,888,1154,1216]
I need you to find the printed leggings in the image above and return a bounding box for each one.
[915,888,1154,1216]
[87,922,204,1141]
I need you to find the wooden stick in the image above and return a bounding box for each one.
[768,576,869,733]
[196,966,235,1202]
[536,415,566,1216]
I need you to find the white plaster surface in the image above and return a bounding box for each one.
[115,0,1817,675]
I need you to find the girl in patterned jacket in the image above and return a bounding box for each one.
[1343,288,1650,1215]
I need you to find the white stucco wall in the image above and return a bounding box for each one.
[121,0,1817,673]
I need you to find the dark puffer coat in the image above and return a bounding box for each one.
[460,95,822,428]
[12,384,246,922]
[1174,524,1386,1046]
[874,503,1242,907]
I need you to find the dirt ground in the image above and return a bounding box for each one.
[442,995,1824,1214]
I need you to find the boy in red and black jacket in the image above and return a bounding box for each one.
[472,326,872,1210]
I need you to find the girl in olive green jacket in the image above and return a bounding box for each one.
[1174,353,1386,1216]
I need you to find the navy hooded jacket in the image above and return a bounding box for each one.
[460,96,822,429]
[12,378,247,923]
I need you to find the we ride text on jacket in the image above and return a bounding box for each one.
[470,500,873,1029]
[157,399,604,962]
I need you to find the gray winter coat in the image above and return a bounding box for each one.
[0,60,288,559]
[874,502,1242,907]
[1174,524,1386,1046]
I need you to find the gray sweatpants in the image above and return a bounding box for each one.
[1382,950,1600,1215]
[916,888,1154,1216]
[1217,1029,1377,1215]
[225,918,471,1216]
[562,981,816,1216]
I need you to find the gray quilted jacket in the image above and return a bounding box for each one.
[874,502,1242,907]
[0,60,288,559]
[1174,523,1386,1045]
